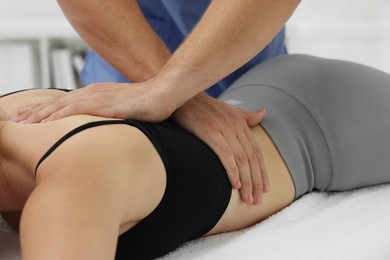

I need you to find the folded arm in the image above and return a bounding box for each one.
[20,124,166,260]
[20,145,126,260]
[20,171,121,260]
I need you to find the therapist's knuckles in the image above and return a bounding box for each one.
[252,179,264,204]
[236,150,250,165]
[246,109,266,126]
[19,109,47,123]
[247,149,260,164]
[13,110,31,122]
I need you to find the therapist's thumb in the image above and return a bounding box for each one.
[243,108,266,127]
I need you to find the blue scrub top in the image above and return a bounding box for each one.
[81,0,287,97]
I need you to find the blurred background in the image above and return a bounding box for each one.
[286,0,390,73]
[0,0,389,93]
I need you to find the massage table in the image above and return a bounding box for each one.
[1,183,390,260]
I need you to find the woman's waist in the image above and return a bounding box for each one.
[206,123,295,235]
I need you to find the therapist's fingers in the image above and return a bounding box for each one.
[236,127,264,205]
[231,108,269,205]
[221,132,254,204]
[205,132,242,189]
[18,103,41,115]
[245,125,269,203]
[12,101,56,122]
[15,86,116,123]
[40,102,88,123]
[17,93,80,123]
[241,108,270,193]
[207,115,266,205]
[13,92,70,123]
[171,93,270,205]
[27,100,68,123]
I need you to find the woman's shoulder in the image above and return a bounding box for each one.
[34,116,149,181]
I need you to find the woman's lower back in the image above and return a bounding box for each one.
[207,124,295,235]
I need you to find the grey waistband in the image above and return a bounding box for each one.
[220,84,331,199]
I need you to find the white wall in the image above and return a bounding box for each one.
[0,0,64,19]
[286,0,390,73]
[0,0,77,38]
[0,1,82,91]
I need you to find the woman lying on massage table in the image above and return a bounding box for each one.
[0,54,389,260]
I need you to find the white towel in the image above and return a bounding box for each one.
[0,226,20,260]
[161,183,390,260]
[2,183,390,260]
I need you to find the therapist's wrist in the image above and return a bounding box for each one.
[149,62,214,111]
[141,77,180,118]
[148,73,189,112]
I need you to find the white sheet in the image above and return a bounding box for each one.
[160,183,390,260]
[2,183,390,260]
[0,225,20,260]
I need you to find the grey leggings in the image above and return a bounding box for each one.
[219,54,390,199]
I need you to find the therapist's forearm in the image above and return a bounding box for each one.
[57,0,171,82]
[152,0,300,109]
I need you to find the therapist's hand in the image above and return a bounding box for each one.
[13,82,175,123]
[172,92,269,205]
[14,82,270,204]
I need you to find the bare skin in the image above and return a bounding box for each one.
[15,0,301,206]
[1,89,294,259]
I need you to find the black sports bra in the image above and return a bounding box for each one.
[34,117,231,260]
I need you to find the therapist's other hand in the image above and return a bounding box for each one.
[172,93,269,205]
[13,82,174,123]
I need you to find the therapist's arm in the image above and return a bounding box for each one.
[55,0,300,109]
[56,0,170,82]
[57,0,298,117]
[153,0,300,109]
